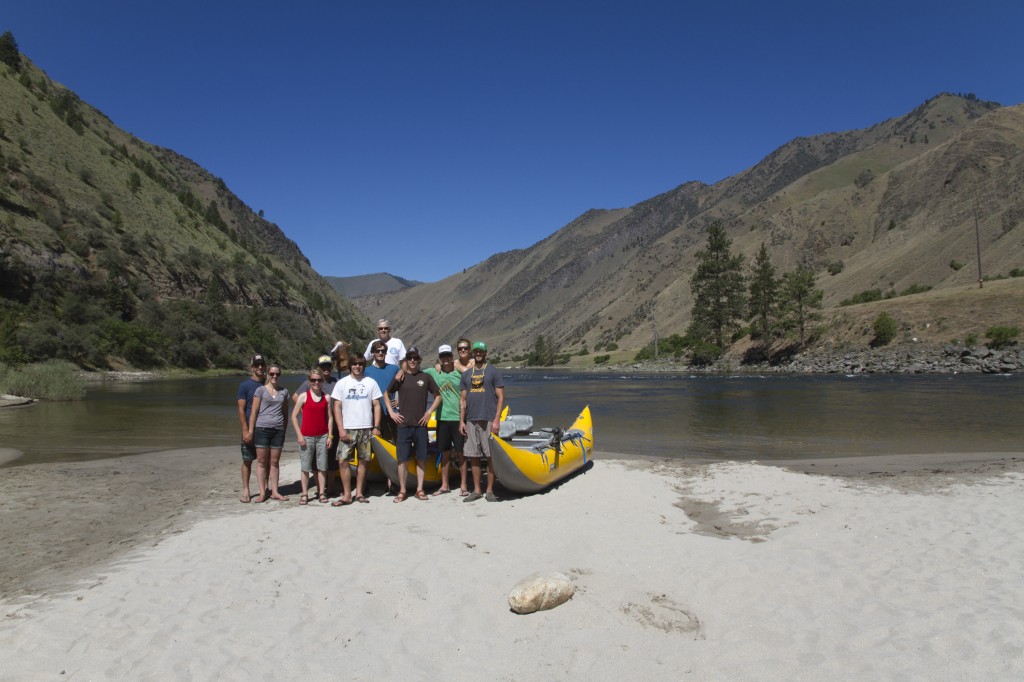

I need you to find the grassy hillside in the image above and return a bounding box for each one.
[356,94,1024,362]
[0,48,372,370]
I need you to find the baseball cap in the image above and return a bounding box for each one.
[250,353,266,366]
[406,346,421,358]
[438,344,453,355]
[317,355,333,366]
[472,341,487,351]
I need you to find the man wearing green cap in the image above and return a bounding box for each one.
[459,341,504,502]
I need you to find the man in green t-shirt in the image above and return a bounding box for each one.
[424,344,467,495]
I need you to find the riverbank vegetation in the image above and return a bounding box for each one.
[0,360,86,400]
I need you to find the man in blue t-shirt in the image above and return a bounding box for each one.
[364,339,400,442]
[236,353,267,503]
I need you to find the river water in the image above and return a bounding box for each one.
[2,370,1022,467]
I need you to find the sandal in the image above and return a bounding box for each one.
[393,492,407,503]
[415,490,429,501]
[298,495,309,505]
[356,495,369,503]
[319,494,328,504]
[432,488,451,496]
[331,497,353,507]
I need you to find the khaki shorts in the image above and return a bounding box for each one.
[464,420,491,459]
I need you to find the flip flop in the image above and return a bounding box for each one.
[415,490,429,501]
[331,497,353,507]
[432,488,451,496]
[459,489,470,497]
[298,495,309,505]
[393,492,407,503]
[239,494,251,503]
[356,495,369,503]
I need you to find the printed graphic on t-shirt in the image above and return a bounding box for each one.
[470,369,485,393]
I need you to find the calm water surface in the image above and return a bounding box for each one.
[2,371,1022,467]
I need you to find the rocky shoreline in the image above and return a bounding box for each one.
[604,343,1023,375]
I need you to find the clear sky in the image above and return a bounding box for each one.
[5,1,1023,282]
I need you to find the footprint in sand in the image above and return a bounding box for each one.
[622,593,703,638]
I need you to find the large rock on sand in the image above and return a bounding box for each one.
[508,572,575,614]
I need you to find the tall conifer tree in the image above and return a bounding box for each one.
[687,221,746,348]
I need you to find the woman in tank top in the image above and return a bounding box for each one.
[290,368,334,504]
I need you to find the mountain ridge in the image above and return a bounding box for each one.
[353,93,1023,358]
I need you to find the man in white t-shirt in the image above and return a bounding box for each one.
[363,319,407,368]
[330,356,382,504]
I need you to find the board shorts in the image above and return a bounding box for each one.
[299,433,330,472]
[396,425,428,463]
[254,426,285,449]
[338,428,373,463]
[436,420,464,453]
[240,439,257,462]
[463,420,491,459]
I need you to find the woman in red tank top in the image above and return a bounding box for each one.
[290,369,334,504]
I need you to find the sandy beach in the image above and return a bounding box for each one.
[2,447,1023,680]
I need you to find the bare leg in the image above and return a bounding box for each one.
[269,448,288,500]
[435,451,451,494]
[415,461,426,495]
[241,460,252,502]
[485,458,496,494]
[398,464,408,497]
[255,448,269,502]
[300,469,310,498]
[457,451,468,494]
[356,461,367,499]
[471,459,483,495]
[339,463,353,503]
[316,469,327,499]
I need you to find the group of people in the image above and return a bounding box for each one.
[235,320,505,506]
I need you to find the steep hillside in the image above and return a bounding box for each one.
[355,94,1024,358]
[0,50,372,369]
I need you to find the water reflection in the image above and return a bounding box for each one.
[1,371,1022,467]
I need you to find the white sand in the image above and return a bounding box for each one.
[2,458,1023,680]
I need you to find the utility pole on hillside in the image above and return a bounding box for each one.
[974,204,984,289]
[650,306,659,359]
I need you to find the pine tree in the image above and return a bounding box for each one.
[779,266,823,346]
[0,31,21,72]
[748,242,778,339]
[687,221,747,348]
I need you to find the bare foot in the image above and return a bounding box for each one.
[270,493,289,501]
[239,492,251,503]
[253,494,267,503]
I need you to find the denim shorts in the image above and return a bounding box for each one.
[254,426,285,449]
[299,433,329,472]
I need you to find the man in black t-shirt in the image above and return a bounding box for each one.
[386,347,441,502]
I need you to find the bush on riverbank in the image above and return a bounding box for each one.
[0,360,86,400]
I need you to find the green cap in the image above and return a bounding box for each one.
[472,341,487,351]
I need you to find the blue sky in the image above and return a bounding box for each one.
[5,1,1023,282]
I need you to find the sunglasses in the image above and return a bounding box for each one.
[457,347,470,351]
[406,356,421,362]
[349,362,366,367]
[269,372,281,377]
[308,378,322,382]
[372,348,387,354]
[378,327,390,331]
[439,353,453,359]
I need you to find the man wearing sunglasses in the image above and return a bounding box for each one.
[362,319,407,369]
[365,340,400,443]
[236,353,267,503]
[331,355,383,505]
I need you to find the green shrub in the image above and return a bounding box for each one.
[593,354,610,365]
[689,342,722,366]
[985,326,1020,350]
[871,312,898,347]
[950,259,965,271]
[839,289,883,306]
[827,261,845,276]
[1009,268,1024,278]
[965,333,979,347]
[605,342,618,351]
[899,283,932,296]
